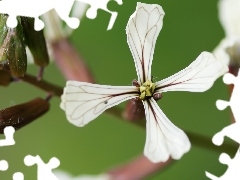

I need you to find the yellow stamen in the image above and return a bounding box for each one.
[139,80,155,100]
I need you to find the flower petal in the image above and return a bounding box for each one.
[218,0,240,37]
[143,98,190,163]
[155,52,228,93]
[126,2,164,84]
[60,81,138,127]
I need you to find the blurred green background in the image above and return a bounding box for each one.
[0,0,235,179]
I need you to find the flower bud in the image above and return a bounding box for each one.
[0,15,27,77]
[122,98,145,121]
[21,17,49,67]
[0,98,49,133]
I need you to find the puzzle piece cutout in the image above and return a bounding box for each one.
[13,172,24,180]
[213,70,240,145]
[24,155,60,180]
[216,71,240,120]
[0,0,122,31]
[205,69,240,179]
[205,147,240,180]
[78,0,122,30]
[0,126,15,146]
[0,160,8,171]
[0,0,79,31]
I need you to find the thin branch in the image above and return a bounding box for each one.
[20,73,63,97]
[108,155,173,180]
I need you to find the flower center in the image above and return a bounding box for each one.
[139,80,155,100]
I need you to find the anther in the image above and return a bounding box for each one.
[132,79,140,87]
[153,93,163,101]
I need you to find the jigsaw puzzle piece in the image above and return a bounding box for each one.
[215,73,236,111]
[13,172,24,180]
[24,155,60,180]
[216,69,240,121]
[227,70,240,121]
[205,171,220,180]
[216,100,230,111]
[212,123,240,146]
[54,0,80,29]
[0,126,15,147]
[0,160,8,171]
[223,73,237,85]
[0,0,17,28]
[206,147,240,180]
[0,0,80,31]
[218,150,240,179]
[106,0,123,29]
[34,18,45,31]
[78,0,122,30]
[6,16,18,28]
[0,0,46,30]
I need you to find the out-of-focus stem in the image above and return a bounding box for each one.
[108,155,172,180]
[187,131,237,154]
[107,107,238,153]
[16,73,238,153]
[51,39,95,83]
[106,133,237,180]
[20,73,63,97]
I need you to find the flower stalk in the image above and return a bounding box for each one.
[51,38,95,83]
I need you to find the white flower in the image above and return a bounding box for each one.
[27,2,88,62]
[213,0,240,66]
[54,170,110,180]
[60,2,228,163]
